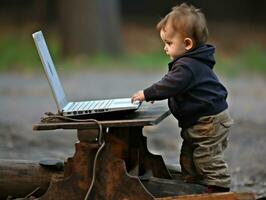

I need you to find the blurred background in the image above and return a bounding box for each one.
[0,0,266,198]
[0,0,266,72]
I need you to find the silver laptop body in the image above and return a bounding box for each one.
[32,31,141,116]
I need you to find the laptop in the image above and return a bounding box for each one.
[32,31,141,117]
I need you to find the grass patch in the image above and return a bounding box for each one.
[0,32,60,72]
[1,33,266,75]
[238,44,266,73]
[215,44,266,76]
[0,32,169,72]
[55,51,169,73]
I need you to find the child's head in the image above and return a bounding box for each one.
[157,3,208,60]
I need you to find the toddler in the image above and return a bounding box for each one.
[131,3,233,193]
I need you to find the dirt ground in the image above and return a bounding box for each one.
[0,70,265,198]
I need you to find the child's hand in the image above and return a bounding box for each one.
[131,90,145,103]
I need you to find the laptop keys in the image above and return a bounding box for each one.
[84,101,93,110]
[78,101,88,111]
[66,99,114,115]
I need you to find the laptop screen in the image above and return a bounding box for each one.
[32,31,67,111]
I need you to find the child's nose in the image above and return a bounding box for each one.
[164,45,167,51]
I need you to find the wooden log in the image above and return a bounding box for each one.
[0,159,63,199]
[155,192,255,200]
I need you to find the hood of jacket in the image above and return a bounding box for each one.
[170,44,216,69]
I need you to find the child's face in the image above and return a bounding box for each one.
[160,25,187,60]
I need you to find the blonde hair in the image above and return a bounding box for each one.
[157,3,208,47]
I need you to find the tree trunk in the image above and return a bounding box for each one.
[57,0,123,56]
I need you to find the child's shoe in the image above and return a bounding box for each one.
[207,185,230,193]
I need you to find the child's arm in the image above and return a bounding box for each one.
[131,63,193,103]
[144,63,194,102]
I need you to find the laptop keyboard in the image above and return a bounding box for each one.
[68,100,113,112]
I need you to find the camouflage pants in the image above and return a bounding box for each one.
[180,109,233,188]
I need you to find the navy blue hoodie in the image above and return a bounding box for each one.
[144,44,228,128]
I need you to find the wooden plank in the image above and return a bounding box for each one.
[33,102,170,131]
[155,192,255,200]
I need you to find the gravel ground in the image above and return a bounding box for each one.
[0,69,265,198]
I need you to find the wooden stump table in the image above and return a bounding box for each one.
[33,102,254,200]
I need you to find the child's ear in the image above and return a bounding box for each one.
[184,38,193,50]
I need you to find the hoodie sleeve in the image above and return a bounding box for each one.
[144,63,194,101]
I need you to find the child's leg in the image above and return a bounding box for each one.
[186,110,233,189]
[180,136,198,182]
